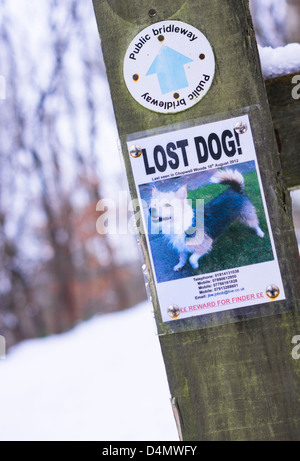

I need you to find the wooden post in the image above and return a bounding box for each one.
[266,73,300,190]
[93,0,300,441]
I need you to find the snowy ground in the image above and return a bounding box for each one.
[0,302,179,442]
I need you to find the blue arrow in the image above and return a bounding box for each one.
[146,46,193,95]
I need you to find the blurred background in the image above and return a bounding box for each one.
[0,0,299,443]
[0,0,146,349]
[0,0,299,349]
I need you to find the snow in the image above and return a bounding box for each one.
[259,43,300,78]
[0,0,299,443]
[0,302,179,442]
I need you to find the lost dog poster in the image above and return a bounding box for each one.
[127,113,285,323]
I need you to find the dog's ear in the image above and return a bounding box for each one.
[152,188,160,198]
[176,186,188,200]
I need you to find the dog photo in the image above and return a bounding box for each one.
[139,161,274,284]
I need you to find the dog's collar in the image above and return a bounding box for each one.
[185,209,197,239]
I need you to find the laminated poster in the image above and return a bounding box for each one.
[127,114,286,323]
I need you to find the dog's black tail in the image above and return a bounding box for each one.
[211,169,245,194]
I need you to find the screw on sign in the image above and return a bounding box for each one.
[129,145,143,158]
[266,284,280,300]
[168,305,181,320]
[234,121,248,135]
[148,9,157,18]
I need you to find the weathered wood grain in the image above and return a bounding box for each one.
[93,0,300,441]
[266,73,300,190]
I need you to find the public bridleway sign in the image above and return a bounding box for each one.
[124,20,215,114]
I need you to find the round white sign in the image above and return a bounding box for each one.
[124,21,215,114]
